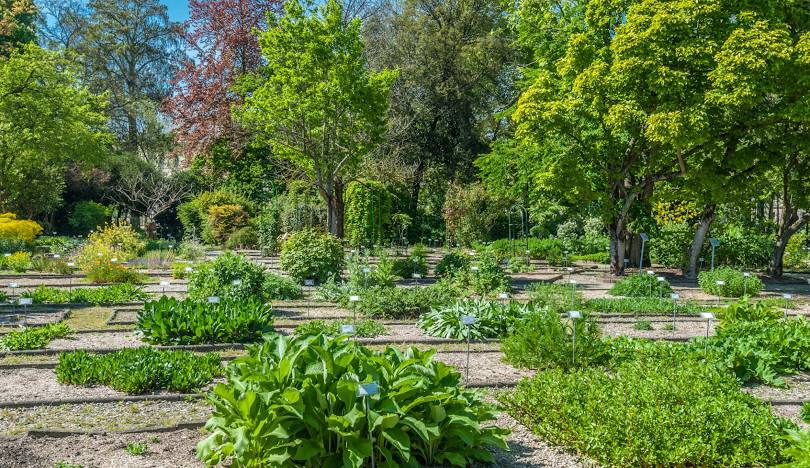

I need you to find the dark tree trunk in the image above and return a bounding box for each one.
[769,210,809,278]
[686,203,716,279]
[609,225,627,275]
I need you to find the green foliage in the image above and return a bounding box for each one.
[801,403,810,424]
[207,204,249,245]
[569,252,609,264]
[499,357,793,467]
[390,256,427,279]
[434,251,471,278]
[294,319,387,338]
[130,249,176,270]
[196,333,508,467]
[137,297,274,345]
[443,182,506,246]
[187,252,266,302]
[710,226,773,269]
[344,180,393,247]
[698,268,763,297]
[34,236,85,256]
[609,273,673,298]
[22,284,147,305]
[84,263,147,284]
[503,309,605,370]
[347,284,459,319]
[527,282,582,313]
[0,323,72,350]
[583,297,704,315]
[178,189,253,243]
[29,255,72,275]
[778,429,810,468]
[418,300,534,340]
[648,223,692,268]
[633,319,653,331]
[719,298,783,324]
[125,442,148,456]
[262,272,304,300]
[177,240,207,261]
[280,228,344,283]
[705,317,810,386]
[68,201,110,234]
[53,461,83,468]
[56,347,223,394]
[225,226,258,250]
[4,251,31,272]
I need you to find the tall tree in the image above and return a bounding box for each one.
[163,0,280,162]
[0,44,110,217]
[512,0,810,275]
[0,0,36,56]
[75,0,182,159]
[364,0,516,214]
[239,0,396,237]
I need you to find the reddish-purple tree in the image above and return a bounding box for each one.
[164,0,280,163]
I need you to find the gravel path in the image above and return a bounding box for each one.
[47,332,145,350]
[743,372,810,402]
[0,369,127,404]
[599,320,715,340]
[435,352,531,385]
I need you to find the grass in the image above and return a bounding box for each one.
[125,442,148,456]
[633,320,653,331]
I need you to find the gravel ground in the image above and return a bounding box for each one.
[47,332,145,350]
[0,311,63,328]
[0,399,211,435]
[435,352,531,385]
[599,319,715,340]
[273,306,352,319]
[0,369,127,404]
[743,372,810,401]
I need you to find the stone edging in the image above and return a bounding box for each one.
[0,393,203,409]
[27,420,208,438]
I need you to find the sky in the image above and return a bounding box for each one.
[161,0,190,23]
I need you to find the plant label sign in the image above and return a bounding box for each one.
[184,267,193,273]
[18,298,32,306]
[412,273,422,279]
[670,293,680,300]
[716,280,725,286]
[348,295,360,302]
[700,312,715,320]
[567,311,582,319]
[304,279,315,286]
[566,267,574,272]
[67,262,75,267]
[461,315,477,326]
[207,296,220,304]
[569,279,577,285]
[656,276,665,282]
[783,293,792,300]
[470,266,479,272]
[160,281,170,286]
[231,280,242,286]
[362,267,371,274]
[646,270,654,275]
[340,324,356,335]
[497,293,509,300]
[8,283,18,289]
[743,272,751,277]
[357,382,380,397]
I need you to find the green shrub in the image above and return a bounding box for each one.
[33,236,84,256]
[434,251,470,278]
[84,262,146,284]
[633,319,653,330]
[0,238,28,255]
[583,297,704,314]
[262,272,303,300]
[527,282,582,313]
[344,179,393,247]
[178,189,253,244]
[346,253,401,288]
[801,403,810,423]
[390,255,427,278]
[129,249,176,269]
[502,310,606,370]
[719,298,782,324]
[197,333,509,466]
[347,283,458,319]
[5,251,31,272]
[255,205,282,255]
[648,222,691,268]
[280,228,344,283]
[569,252,610,264]
[225,226,258,249]
[177,240,206,261]
[779,428,810,467]
[1,323,72,350]
[125,442,148,456]
[137,297,274,345]
[187,252,266,302]
[709,226,773,269]
[294,319,387,338]
[75,222,145,271]
[68,201,110,234]
[498,357,793,466]
[705,317,810,386]
[609,273,673,297]
[698,267,763,297]
[0,290,6,302]
[30,255,72,274]
[55,347,223,394]
[22,284,147,305]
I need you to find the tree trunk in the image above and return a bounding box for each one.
[769,210,809,278]
[686,203,716,279]
[325,178,346,238]
[609,227,627,276]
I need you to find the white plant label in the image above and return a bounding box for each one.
[304,279,315,286]
[231,280,242,286]
[670,293,680,300]
[207,296,220,304]
[340,324,356,335]
[461,315,477,325]
[412,273,422,279]
[567,311,582,319]
[9,283,18,288]
[700,312,715,320]
[497,293,509,300]
[18,298,33,305]
[160,281,170,286]
[716,280,725,285]
[357,382,380,396]
[783,293,793,299]
[349,295,360,302]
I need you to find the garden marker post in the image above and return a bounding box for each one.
[67,262,76,303]
[568,311,582,366]
[743,272,750,296]
[783,293,792,319]
[349,295,360,322]
[362,267,370,289]
[497,292,509,306]
[304,279,315,317]
[412,272,421,286]
[699,257,705,271]
[461,315,477,384]
[709,238,720,271]
[357,382,380,468]
[639,233,649,270]
[8,283,17,314]
[160,281,170,297]
[657,277,665,298]
[569,279,577,308]
[647,271,655,297]
[563,251,569,268]
[700,312,715,355]
[18,297,32,325]
[340,324,356,342]
[670,293,680,333]
[566,267,573,283]
[207,296,220,344]
[715,281,725,305]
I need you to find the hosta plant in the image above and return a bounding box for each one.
[0,323,72,350]
[56,347,223,393]
[22,284,147,305]
[137,297,274,345]
[417,299,535,340]
[197,333,509,467]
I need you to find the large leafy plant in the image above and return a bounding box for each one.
[346,283,459,319]
[197,333,509,467]
[0,323,72,350]
[137,297,274,345]
[417,299,534,340]
[188,251,267,302]
[609,273,673,297]
[698,267,763,297]
[22,284,147,305]
[280,228,344,283]
[56,347,223,394]
[294,319,387,338]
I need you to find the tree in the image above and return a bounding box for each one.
[0,44,110,217]
[0,0,36,56]
[163,0,280,162]
[239,0,396,237]
[364,0,516,214]
[512,0,810,275]
[73,0,182,158]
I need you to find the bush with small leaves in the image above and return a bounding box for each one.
[280,228,344,283]
[698,267,763,297]
[609,273,673,297]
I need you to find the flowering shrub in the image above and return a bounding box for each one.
[76,222,145,271]
[207,204,249,245]
[0,213,42,243]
